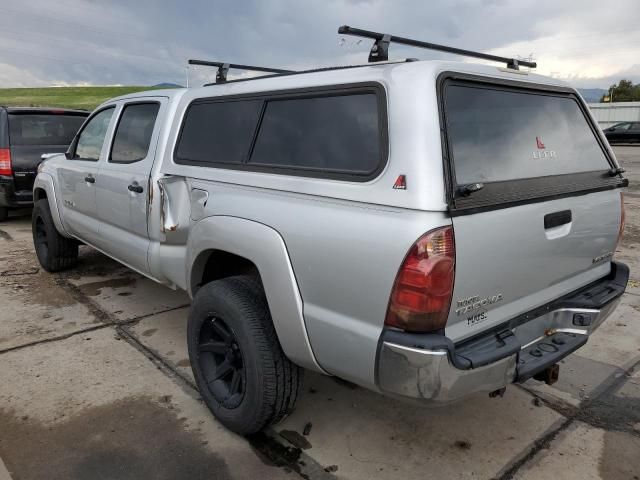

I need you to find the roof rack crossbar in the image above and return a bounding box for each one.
[188,59,295,83]
[338,25,536,70]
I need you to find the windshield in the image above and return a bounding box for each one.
[444,84,610,185]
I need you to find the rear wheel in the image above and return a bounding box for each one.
[0,207,8,222]
[188,276,303,435]
[32,199,78,272]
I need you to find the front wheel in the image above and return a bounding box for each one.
[0,207,8,222]
[32,199,78,272]
[188,276,303,435]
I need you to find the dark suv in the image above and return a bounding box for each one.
[0,107,89,220]
[603,122,640,144]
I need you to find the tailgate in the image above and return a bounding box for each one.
[8,113,85,192]
[440,77,626,342]
[10,144,67,192]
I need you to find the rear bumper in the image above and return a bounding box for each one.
[0,176,33,208]
[376,261,629,404]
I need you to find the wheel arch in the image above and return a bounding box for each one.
[33,187,47,202]
[186,215,325,374]
[190,249,260,297]
[33,173,71,237]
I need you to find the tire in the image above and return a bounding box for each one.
[32,199,78,272]
[188,275,303,435]
[0,207,8,222]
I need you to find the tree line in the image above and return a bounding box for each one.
[600,79,640,102]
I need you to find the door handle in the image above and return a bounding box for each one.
[544,210,572,229]
[128,183,143,194]
[84,175,95,183]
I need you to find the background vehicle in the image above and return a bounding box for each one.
[0,107,88,221]
[603,121,640,144]
[31,28,628,435]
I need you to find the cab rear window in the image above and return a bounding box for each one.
[174,85,387,181]
[248,93,380,174]
[8,114,86,146]
[175,100,262,165]
[444,84,610,185]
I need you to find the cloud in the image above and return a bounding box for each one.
[0,0,638,88]
[0,61,48,87]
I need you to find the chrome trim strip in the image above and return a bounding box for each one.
[383,343,448,356]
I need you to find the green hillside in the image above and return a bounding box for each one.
[0,86,166,111]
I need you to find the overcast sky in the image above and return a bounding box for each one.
[1,0,638,89]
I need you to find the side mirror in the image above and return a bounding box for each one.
[609,127,617,132]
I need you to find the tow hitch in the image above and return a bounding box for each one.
[533,364,560,385]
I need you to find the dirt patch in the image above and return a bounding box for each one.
[141,328,158,337]
[61,248,129,279]
[599,430,640,479]
[622,223,640,247]
[0,396,232,480]
[0,245,80,308]
[247,431,302,469]
[577,378,640,433]
[0,247,39,273]
[0,228,13,241]
[279,429,312,450]
[454,440,472,450]
[1,269,77,309]
[79,277,137,297]
[0,267,39,276]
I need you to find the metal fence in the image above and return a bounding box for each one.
[588,101,640,128]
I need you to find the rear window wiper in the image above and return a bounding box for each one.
[608,167,625,176]
[457,182,485,197]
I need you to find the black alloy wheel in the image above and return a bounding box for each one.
[31,199,78,272]
[197,316,246,409]
[187,276,303,434]
[33,215,49,261]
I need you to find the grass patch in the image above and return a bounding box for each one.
[0,86,168,111]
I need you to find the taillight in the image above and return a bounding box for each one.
[385,226,455,332]
[0,148,11,176]
[617,192,626,250]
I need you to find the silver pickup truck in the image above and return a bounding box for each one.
[32,29,629,434]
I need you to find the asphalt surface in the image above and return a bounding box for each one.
[0,146,639,480]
